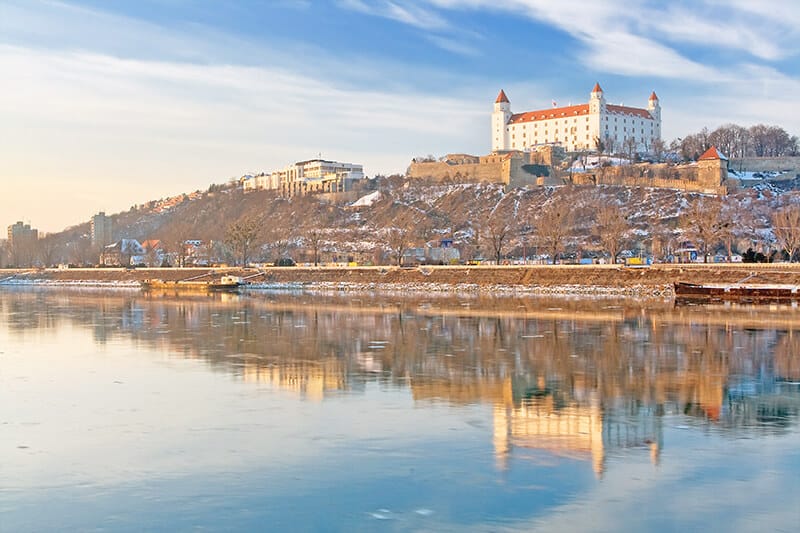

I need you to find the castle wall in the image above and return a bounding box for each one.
[570,164,727,194]
[408,160,507,183]
[729,156,800,174]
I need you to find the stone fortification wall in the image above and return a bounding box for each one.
[408,159,507,183]
[408,147,561,187]
[729,156,800,174]
[570,163,727,194]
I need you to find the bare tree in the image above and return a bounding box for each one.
[161,221,193,267]
[650,138,667,162]
[225,216,261,266]
[385,227,411,266]
[484,215,512,265]
[623,136,638,161]
[535,192,573,264]
[305,229,324,266]
[649,223,675,263]
[718,202,739,261]
[772,204,800,262]
[37,235,61,267]
[680,196,723,262]
[595,203,628,264]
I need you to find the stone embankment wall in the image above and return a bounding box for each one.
[7,264,800,297]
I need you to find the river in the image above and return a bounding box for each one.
[1,288,798,532]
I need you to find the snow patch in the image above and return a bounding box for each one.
[351,191,382,207]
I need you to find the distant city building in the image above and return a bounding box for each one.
[492,83,661,154]
[91,212,113,248]
[242,159,364,197]
[7,221,38,246]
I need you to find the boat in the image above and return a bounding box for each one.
[141,275,244,293]
[208,275,245,291]
[674,282,800,302]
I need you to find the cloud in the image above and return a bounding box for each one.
[336,0,449,31]
[425,0,798,76]
[0,43,486,231]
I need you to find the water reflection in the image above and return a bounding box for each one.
[3,290,799,477]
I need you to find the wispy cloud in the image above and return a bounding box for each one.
[425,0,798,77]
[0,41,485,230]
[337,0,449,30]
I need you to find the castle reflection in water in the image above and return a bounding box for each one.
[3,289,799,477]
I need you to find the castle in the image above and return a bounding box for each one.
[407,82,728,194]
[492,83,661,154]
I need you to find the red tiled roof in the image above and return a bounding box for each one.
[606,104,654,120]
[592,82,603,93]
[495,89,509,103]
[649,91,659,101]
[509,103,591,123]
[508,101,654,124]
[698,146,728,161]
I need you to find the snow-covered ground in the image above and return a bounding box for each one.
[351,190,382,207]
[568,156,632,172]
[729,169,792,180]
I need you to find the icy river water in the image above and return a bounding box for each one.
[1,288,799,532]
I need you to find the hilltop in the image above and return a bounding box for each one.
[26,174,791,268]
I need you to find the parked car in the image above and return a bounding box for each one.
[274,257,296,267]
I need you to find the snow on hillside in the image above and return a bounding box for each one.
[351,190,382,207]
[568,156,632,172]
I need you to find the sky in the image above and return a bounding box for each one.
[2,0,800,233]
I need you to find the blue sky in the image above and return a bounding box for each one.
[3,0,800,232]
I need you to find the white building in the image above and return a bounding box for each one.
[491,83,661,154]
[242,159,364,197]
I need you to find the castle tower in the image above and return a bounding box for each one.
[648,91,661,141]
[492,89,512,152]
[697,146,729,190]
[588,83,606,151]
[589,82,606,114]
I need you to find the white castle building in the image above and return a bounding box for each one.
[491,83,661,154]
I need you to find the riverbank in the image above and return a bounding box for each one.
[4,264,800,298]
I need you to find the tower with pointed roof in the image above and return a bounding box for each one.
[492,90,512,152]
[697,146,728,188]
[490,83,662,155]
[647,91,661,140]
[589,83,606,115]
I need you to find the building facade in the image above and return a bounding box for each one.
[7,221,38,245]
[90,212,113,248]
[242,159,364,197]
[492,83,661,154]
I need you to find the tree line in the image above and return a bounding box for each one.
[672,124,799,161]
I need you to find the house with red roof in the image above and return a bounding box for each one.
[492,83,661,155]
